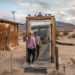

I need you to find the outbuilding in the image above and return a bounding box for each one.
[0,19,23,50]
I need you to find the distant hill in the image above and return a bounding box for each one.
[19,24,26,31]
[56,21,75,31]
[19,21,75,31]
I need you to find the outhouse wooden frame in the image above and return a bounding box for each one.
[26,14,56,63]
[0,19,23,50]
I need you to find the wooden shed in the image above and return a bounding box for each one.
[0,19,22,50]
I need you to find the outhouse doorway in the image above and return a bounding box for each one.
[26,13,56,66]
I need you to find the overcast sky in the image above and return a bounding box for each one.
[0,0,75,24]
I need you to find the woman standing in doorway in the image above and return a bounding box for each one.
[27,31,36,65]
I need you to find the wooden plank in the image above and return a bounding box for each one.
[55,46,59,70]
[0,22,18,50]
[51,16,56,63]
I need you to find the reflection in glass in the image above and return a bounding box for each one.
[30,20,51,62]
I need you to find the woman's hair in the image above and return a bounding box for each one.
[34,32,38,35]
[29,32,32,35]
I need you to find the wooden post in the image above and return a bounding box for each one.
[51,16,56,63]
[55,46,59,70]
[11,51,13,72]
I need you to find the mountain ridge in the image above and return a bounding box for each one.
[56,21,75,31]
[19,21,75,31]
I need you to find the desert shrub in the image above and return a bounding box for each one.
[23,35,25,41]
[56,30,60,37]
[63,31,69,36]
[71,34,75,38]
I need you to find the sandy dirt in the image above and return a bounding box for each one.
[0,39,26,75]
[56,36,75,75]
[0,37,75,75]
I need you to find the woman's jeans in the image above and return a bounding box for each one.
[27,48,35,64]
[37,45,40,58]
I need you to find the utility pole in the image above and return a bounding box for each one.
[11,11,16,21]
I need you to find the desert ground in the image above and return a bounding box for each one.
[0,36,75,75]
[56,36,75,75]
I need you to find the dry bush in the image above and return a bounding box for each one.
[63,31,69,36]
[71,34,75,38]
[56,30,60,37]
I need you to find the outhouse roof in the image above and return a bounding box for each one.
[0,19,24,25]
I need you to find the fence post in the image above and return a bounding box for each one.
[55,46,59,70]
[0,50,1,55]
[11,51,13,73]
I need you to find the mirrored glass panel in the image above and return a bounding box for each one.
[29,20,51,62]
